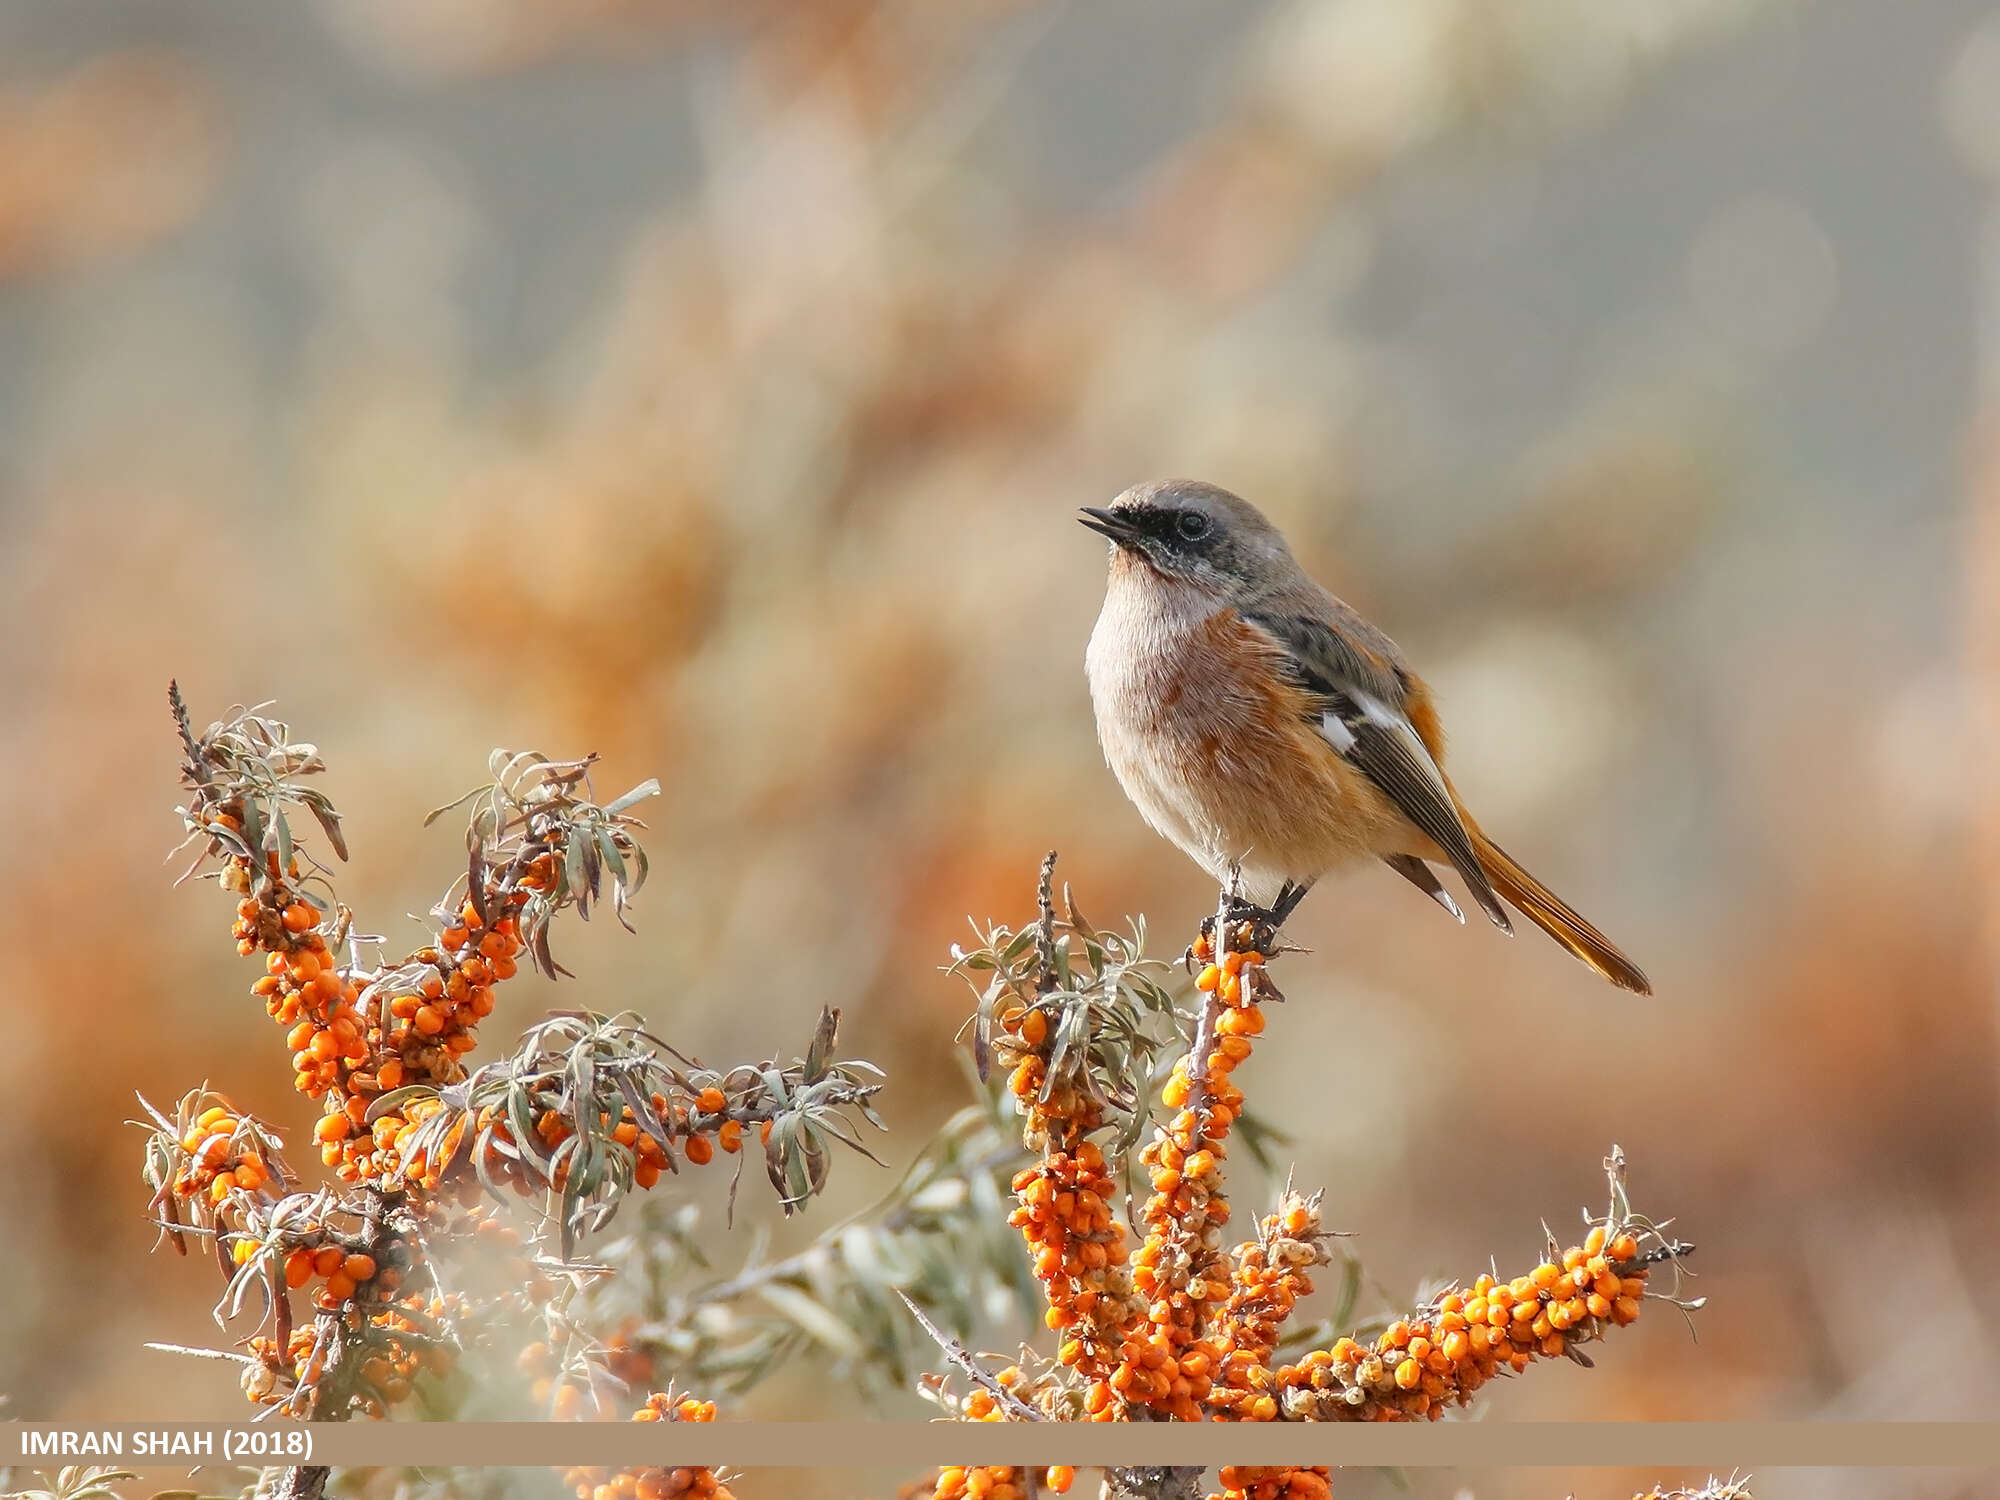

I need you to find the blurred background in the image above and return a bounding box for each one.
[2,0,1998,1496]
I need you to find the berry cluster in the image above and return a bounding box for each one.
[308,895,527,1190]
[938,859,1693,1482]
[931,1467,1074,1500]
[170,1101,287,1211]
[1207,1191,1326,1420]
[1118,924,1268,1418]
[560,1393,733,1500]
[278,1244,392,1307]
[1212,1468,1332,1500]
[230,885,369,1101]
[240,1286,462,1417]
[993,997,1145,1402]
[1271,1225,1660,1421]
[378,896,521,1087]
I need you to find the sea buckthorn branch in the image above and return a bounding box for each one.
[370,1005,883,1259]
[170,682,349,875]
[558,1389,738,1500]
[914,861,1698,1500]
[1120,909,1278,1422]
[421,747,662,975]
[1266,1152,1696,1423]
[957,855,1190,1416]
[571,1104,1042,1403]
[162,693,650,1426]
[332,748,663,1173]
[139,1089,300,1266]
[150,687,888,1492]
[902,1290,1044,1422]
[1204,1188,1329,1423]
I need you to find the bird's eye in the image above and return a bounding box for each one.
[1174,511,1211,542]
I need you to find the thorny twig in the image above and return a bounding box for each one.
[898,1291,1042,1424]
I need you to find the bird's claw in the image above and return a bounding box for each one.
[1196,900,1281,959]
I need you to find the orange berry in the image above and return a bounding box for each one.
[695,1087,727,1114]
[685,1134,714,1166]
[343,1254,377,1284]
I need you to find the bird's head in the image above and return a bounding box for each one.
[1080,480,1299,599]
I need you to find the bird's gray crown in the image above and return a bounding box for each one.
[1079,479,1298,595]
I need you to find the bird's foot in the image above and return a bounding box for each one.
[1195,882,1309,961]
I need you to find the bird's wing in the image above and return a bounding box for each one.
[1242,609,1512,931]
[1380,854,1463,922]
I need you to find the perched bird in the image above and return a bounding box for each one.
[1081,479,1650,993]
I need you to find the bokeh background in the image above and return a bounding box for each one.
[3,0,1999,1496]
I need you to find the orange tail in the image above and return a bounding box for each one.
[1469,829,1652,994]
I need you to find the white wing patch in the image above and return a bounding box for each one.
[1319,691,1447,799]
[1355,691,1451,795]
[1318,710,1356,753]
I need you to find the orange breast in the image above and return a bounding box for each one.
[1122,609,1423,885]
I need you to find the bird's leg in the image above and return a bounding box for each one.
[1268,879,1314,926]
[1197,879,1311,959]
[1218,880,1312,930]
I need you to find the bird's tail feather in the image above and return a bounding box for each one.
[1469,829,1652,994]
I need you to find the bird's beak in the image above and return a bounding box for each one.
[1078,506,1139,544]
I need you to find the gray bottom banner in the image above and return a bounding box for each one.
[8,1423,2000,1470]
